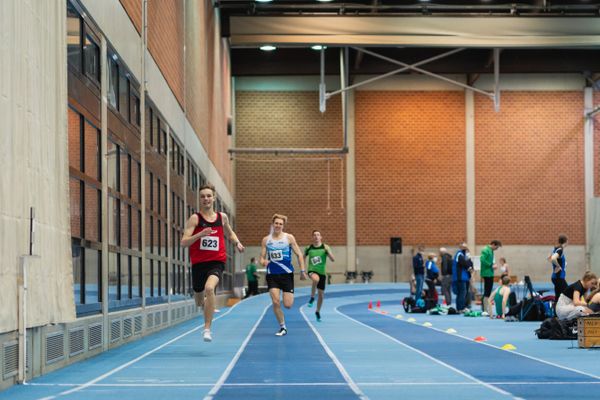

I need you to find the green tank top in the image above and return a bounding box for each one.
[494,286,508,316]
[305,244,328,275]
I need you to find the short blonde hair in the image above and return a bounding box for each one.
[582,271,598,283]
[272,213,288,224]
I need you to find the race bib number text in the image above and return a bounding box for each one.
[269,250,283,261]
[200,236,219,251]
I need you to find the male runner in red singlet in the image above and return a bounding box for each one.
[181,184,244,342]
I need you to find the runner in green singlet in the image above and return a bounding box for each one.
[305,230,335,322]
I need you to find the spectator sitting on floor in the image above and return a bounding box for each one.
[489,275,511,319]
[556,271,597,320]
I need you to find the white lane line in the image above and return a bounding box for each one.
[35,302,242,400]
[335,307,517,399]
[203,304,270,400]
[25,380,600,388]
[300,306,369,400]
[374,309,600,381]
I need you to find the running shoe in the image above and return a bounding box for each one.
[275,327,287,336]
[315,311,321,322]
[308,298,315,308]
[203,329,212,342]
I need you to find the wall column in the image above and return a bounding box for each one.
[465,90,476,250]
[346,90,356,274]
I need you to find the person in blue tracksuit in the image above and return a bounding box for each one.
[452,242,473,313]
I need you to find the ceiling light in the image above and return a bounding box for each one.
[255,0,273,3]
[259,45,277,51]
[317,0,334,2]
[311,45,327,51]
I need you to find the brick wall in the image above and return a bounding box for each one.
[235,92,346,245]
[355,91,467,246]
[119,0,141,34]
[147,0,184,106]
[475,91,585,245]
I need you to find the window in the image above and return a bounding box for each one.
[83,26,100,82]
[131,92,140,126]
[108,55,119,109]
[67,2,81,70]
[68,107,102,314]
[119,71,129,121]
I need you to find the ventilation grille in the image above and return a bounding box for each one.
[46,332,65,365]
[3,342,18,379]
[89,323,103,350]
[123,318,132,339]
[110,319,122,343]
[155,312,161,326]
[171,309,176,320]
[162,310,168,325]
[69,328,85,357]
[147,314,154,329]
[134,315,143,334]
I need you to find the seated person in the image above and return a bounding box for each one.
[556,271,597,320]
[489,275,511,319]
[586,286,600,313]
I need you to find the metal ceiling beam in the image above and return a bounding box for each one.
[229,16,600,47]
[353,47,495,99]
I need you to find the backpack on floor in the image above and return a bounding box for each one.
[535,317,577,340]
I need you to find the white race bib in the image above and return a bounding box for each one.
[269,250,283,261]
[200,236,219,251]
[311,256,321,266]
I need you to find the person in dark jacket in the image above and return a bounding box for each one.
[412,245,425,304]
[452,242,473,313]
[439,247,453,306]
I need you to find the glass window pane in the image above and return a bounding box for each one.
[120,151,129,196]
[131,208,140,251]
[146,107,153,146]
[108,252,118,301]
[121,202,129,249]
[133,257,142,298]
[68,109,81,170]
[119,72,129,121]
[84,248,100,304]
[108,196,119,246]
[83,30,99,81]
[72,241,82,304]
[107,141,118,190]
[84,185,99,242]
[121,254,131,299]
[84,120,99,179]
[108,56,118,109]
[154,260,160,296]
[67,3,81,70]
[69,178,81,238]
[131,93,140,126]
[155,218,160,256]
[164,222,168,257]
[146,259,153,298]
[133,161,140,204]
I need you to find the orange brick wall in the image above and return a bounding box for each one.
[116,0,233,191]
[235,92,346,245]
[475,92,585,245]
[355,91,467,246]
[147,0,184,106]
[119,0,141,34]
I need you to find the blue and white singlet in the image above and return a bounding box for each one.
[266,233,294,274]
